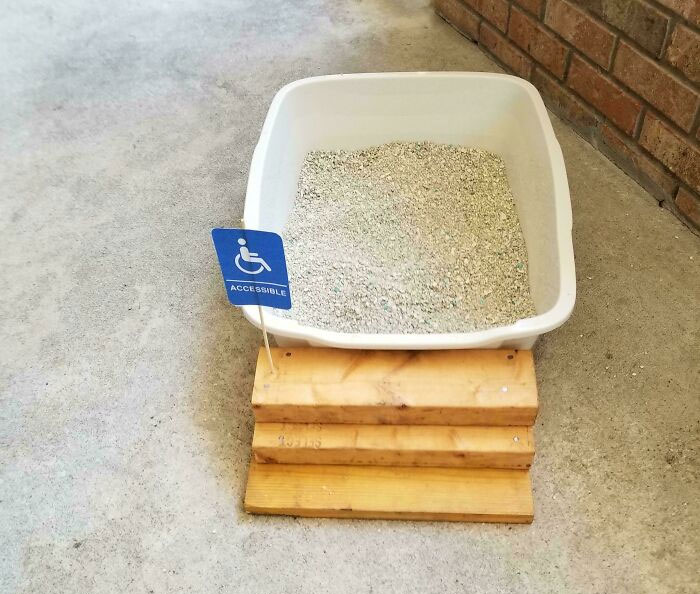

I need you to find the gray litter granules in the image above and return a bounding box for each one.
[279,141,536,334]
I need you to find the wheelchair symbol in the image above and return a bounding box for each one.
[235,238,272,275]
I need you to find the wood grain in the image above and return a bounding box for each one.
[244,462,534,523]
[252,348,538,425]
[252,423,534,468]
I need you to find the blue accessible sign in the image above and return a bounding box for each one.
[211,228,292,310]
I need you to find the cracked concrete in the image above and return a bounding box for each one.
[1,1,698,593]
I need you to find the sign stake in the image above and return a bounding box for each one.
[258,304,276,375]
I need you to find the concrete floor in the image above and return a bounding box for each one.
[1,1,698,592]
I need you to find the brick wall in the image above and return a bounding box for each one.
[435,0,700,230]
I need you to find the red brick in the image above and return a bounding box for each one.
[531,67,598,137]
[655,0,700,27]
[665,24,700,85]
[479,0,510,32]
[435,0,481,40]
[545,0,616,68]
[567,55,642,135]
[574,0,670,57]
[639,114,700,192]
[480,23,533,78]
[512,0,543,15]
[460,0,510,32]
[613,41,699,132]
[598,124,677,199]
[674,187,700,228]
[508,7,569,79]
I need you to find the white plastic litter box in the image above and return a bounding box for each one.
[242,72,576,350]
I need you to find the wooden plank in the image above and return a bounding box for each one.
[252,348,538,425]
[253,423,534,469]
[244,463,534,523]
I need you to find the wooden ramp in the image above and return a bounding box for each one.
[252,423,534,468]
[252,348,538,425]
[245,463,533,523]
[244,347,539,523]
